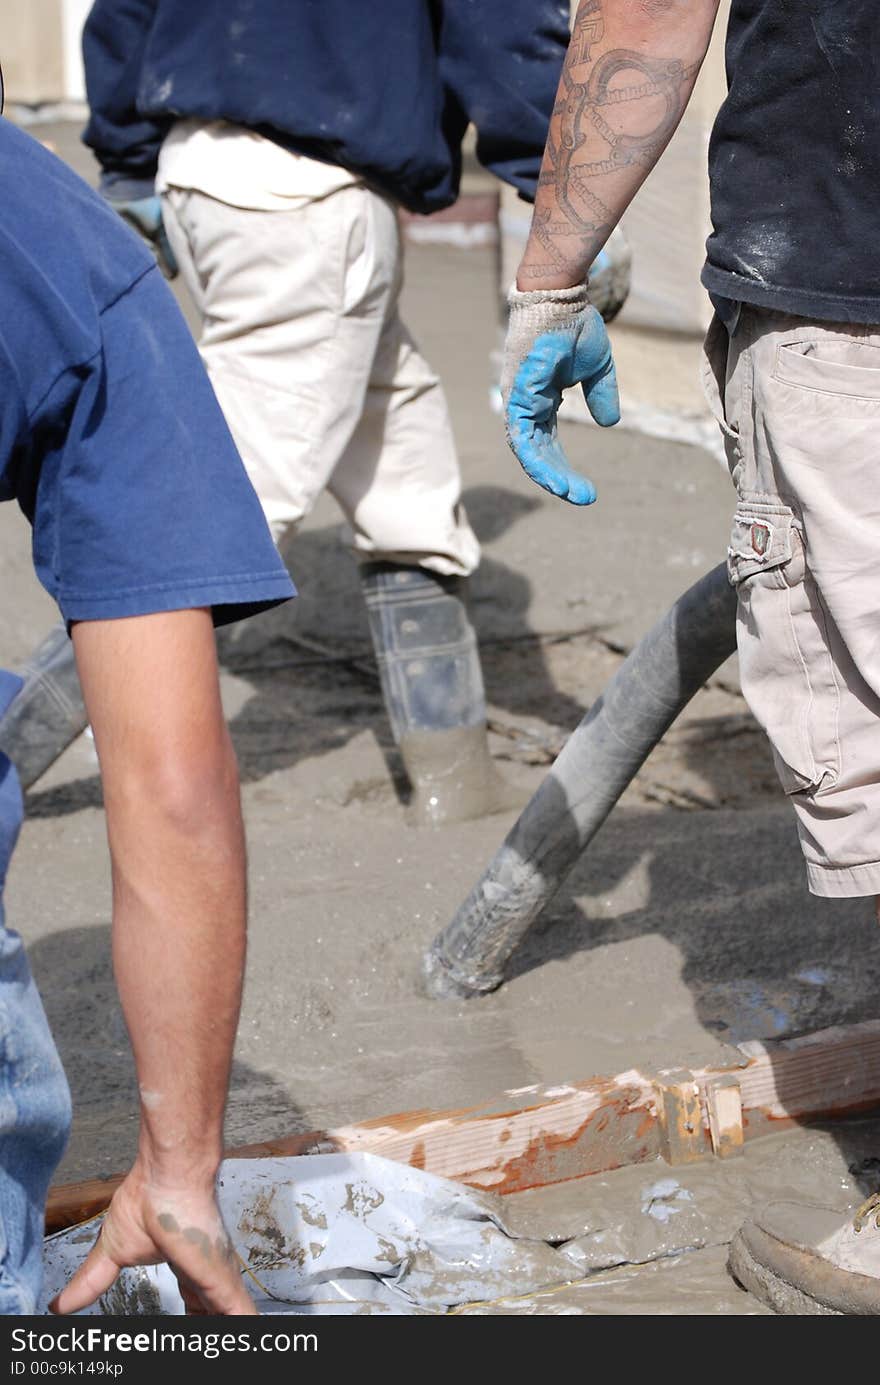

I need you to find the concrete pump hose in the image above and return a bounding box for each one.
[423,562,738,1000]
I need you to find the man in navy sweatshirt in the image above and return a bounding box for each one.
[0,0,600,828]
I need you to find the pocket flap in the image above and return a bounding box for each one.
[727,500,795,584]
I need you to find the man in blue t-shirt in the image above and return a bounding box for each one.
[0,115,294,1314]
[501,1,880,1315]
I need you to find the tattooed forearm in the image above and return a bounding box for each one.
[518,0,720,290]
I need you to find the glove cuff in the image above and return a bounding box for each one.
[507,283,590,309]
[506,282,591,336]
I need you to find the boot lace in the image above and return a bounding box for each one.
[853,1191,880,1234]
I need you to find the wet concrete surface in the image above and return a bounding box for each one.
[493,1115,880,1314]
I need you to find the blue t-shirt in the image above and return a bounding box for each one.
[0,117,295,625]
[0,118,295,899]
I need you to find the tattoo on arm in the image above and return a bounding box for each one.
[522,0,708,285]
[572,0,605,65]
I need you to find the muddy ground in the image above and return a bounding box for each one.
[3,119,879,1314]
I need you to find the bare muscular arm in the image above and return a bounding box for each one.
[518,0,722,290]
[53,610,255,1315]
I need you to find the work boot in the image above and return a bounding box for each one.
[360,563,516,827]
[0,621,88,790]
[728,1193,880,1314]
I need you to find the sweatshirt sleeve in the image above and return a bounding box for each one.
[81,0,171,193]
[438,0,570,203]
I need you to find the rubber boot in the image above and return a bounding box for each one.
[0,622,88,790]
[360,564,516,827]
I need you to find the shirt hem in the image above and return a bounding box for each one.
[58,574,295,627]
[701,264,880,327]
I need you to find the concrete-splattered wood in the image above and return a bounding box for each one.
[735,1019,880,1133]
[44,1071,661,1233]
[704,1074,744,1159]
[45,1019,880,1233]
[656,1070,710,1165]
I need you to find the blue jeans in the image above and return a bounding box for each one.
[0,670,71,1314]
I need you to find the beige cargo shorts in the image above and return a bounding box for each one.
[703,305,880,898]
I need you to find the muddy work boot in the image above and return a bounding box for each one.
[0,621,88,790]
[728,1193,880,1314]
[361,563,515,827]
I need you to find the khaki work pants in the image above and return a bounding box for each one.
[162,184,479,576]
[704,306,880,896]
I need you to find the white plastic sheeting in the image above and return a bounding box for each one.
[41,1153,574,1316]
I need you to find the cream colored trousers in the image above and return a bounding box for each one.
[161,185,479,576]
[704,305,880,897]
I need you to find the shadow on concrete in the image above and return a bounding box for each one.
[504,794,880,1039]
[433,634,880,1197]
[23,483,592,813]
[478,788,880,1201]
[28,923,310,1184]
[219,482,593,791]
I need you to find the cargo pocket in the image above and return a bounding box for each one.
[728,498,840,795]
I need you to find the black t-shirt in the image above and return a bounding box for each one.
[702,1,880,323]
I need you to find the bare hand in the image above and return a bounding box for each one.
[50,1167,257,1316]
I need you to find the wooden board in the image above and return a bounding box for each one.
[45,1019,880,1234]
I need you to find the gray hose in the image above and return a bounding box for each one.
[423,563,738,999]
[0,622,88,790]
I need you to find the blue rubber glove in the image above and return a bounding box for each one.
[501,283,620,506]
[106,194,179,280]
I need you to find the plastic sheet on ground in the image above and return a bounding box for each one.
[41,1153,574,1316]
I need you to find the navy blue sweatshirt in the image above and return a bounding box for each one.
[82,0,569,214]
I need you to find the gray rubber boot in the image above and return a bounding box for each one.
[0,622,88,790]
[360,564,516,827]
